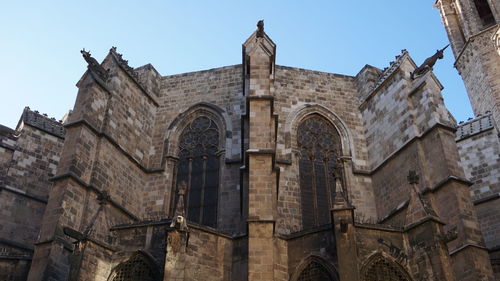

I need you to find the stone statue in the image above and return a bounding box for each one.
[170,181,189,230]
[257,20,264,38]
[80,48,109,81]
[410,44,449,79]
[173,181,187,218]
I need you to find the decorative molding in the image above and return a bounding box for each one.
[19,107,65,139]
[276,224,333,240]
[378,200,409,224]
[0,185,48,204]
[449,243,488,256]
[456,113,494,141]
[454,24,500,67]
[0,238,34,252]
[421,175,473,195]
[64,119,164,174]
[50,172,140,221]
[473,193,500,205]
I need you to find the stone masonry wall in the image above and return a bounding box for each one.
[0,110,65,281]
[359,55,458,218]
[455,26,500,130]
[159,65,244,232]
[28,50,163,280]
[360,57,454,170]
[273,65,376,234]
[456,115,500,249]
[164,226,234,281]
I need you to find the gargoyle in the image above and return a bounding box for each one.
[81,48,109,81]
[440,227,458,243]
[170,215,188,232]
[411,45,449,80]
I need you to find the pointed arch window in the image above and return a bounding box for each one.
[297,261,335,281]
[362,256,411,281]
[175,116,220,228]
[298,115,342,229]
[109,253,159,281]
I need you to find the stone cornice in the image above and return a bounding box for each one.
[353,122,457,175]
[0,237,34,252]
[276,224,333,240]
[50,172,140,221]
[449,243,488,256]
[454,24,500,68]
[0,185,48,204]
[473,193,500,205]
[64,119,164,174]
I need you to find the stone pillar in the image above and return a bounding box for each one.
[404,171,456,281]
[27,52,111,280]
[331,188,359,281]
[243,21,278,281]
[164,220,189,281]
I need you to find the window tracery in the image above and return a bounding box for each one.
[110,254,158,281]
[175,116,220,228]
[298,115,342,229]
[362,256,411,281]
[297,261,335,281]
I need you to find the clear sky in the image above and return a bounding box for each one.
[0,0,474,129]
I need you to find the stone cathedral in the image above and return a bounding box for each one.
[1,1,499,281]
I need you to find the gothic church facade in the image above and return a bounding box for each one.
[0,1,499,280]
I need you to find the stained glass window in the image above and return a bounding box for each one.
[363,257,410,281]
[297,261,334,281]
[298,115,342,229]
[176,116,220,228]
[111,254,158,281]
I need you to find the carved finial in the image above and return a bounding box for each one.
[407,170,419,184]
[257,20,264,38]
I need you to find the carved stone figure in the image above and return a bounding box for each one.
[171,215,188,232]
[257,20,264,38]
[80,48,109,81]
[410,45,449,79]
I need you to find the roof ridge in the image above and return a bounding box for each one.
[19,107,65,139]
[372,49,409,90]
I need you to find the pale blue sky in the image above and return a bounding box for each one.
[0,1,474,129]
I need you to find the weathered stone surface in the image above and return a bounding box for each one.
[1,9,499,281]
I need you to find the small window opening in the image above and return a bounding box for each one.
[474,0,496,27]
